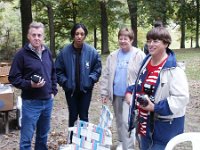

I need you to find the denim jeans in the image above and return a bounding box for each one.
[140,135,166,150]
[65,90,92,127]
[20,98,53,150]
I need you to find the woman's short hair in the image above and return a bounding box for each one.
[71,23,88,38]
[146,27,172,46]
[118,28,134,41]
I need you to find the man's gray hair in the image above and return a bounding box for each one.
[28,22,45,33]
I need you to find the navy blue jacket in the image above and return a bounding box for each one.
[9,44,57,100]
[55,43,102,92]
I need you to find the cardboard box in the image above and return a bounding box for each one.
[0,65,11,84]
[0,76,9,84]
[0,85,14,111]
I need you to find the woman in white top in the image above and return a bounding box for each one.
[100,28,145,150]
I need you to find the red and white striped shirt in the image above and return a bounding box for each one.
[137,57,168,136]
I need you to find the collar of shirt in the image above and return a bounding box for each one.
[28,43,45,52]
[28,43,45,59]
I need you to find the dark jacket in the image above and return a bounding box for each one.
[55,43,102,92]
[9,43,57,100]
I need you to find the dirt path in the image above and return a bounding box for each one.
[0,80,199,150]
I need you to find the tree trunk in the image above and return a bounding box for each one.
[47,4,56,58]
[100,1,109,54]
[94,27,97,49]
[195,0,199,48]
[191,37,193,48]
[162,0,167,26]
[180,0,186,48]
[72,3,77,25]
[5,29,10,51]
[5,29,10,60]
[127,0,137,47]
[20,0,32,46]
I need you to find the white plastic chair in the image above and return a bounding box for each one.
[165,132,200,150]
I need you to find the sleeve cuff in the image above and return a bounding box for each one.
[154,99,173,116]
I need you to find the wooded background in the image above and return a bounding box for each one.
[0,0,199,60]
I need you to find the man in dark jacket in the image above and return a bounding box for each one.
[55,23,101,131]
[9,22,57,150]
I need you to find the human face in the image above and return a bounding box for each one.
[27,28,44,50]
[147,39,168,56]
[118,35,133,52]
[73,28,86,48]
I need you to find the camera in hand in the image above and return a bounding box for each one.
[136,94,149,107]
[136,83,155,107]
[31,75,42,83]
[144,83,155,96]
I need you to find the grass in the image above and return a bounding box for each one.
[174,48,200,80]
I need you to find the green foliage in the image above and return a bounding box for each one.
[173,0,198,45]
[184,1,196,41]
[138,0,174,26]
[32,0,77,51]
[32,0,129,53]
[0,1,21,60]
[75,0,130,52]
[0,0,200,60]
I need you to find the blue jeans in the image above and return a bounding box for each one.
[20,98,53,150]
[140,135,166,150]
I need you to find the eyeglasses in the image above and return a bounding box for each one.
[146,40,161,45]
